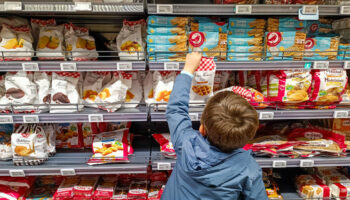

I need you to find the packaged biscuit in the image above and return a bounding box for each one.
[36,25,65,60]
[0,185,28,200]
[189,32,227,60]
[56,123,83,149]
[31,18,56,44]
[333,119,350,141]
[83,72,110,107]
[190,57,216,103]
[267,70,312,103]
[26,184,57,200]
[42,124,56,156]
[191,22,228,33]
[267,17,307,32]
[153,71,176,104]
[228,18,266,29]
[310,69,348,106]
[82,122,99,148]
[34,72,51,113]
[147,35,187,45]
[54,176,80,199]
[214,71,230,92]
[228,28,265,37]
[330,183,350,200]
[0,124,13,160]
[127,180,148,200]
[73,176,99,198]
[147,43,187,53]
[147,26,186,35]
[92,178,116,200]
[124,71,142,108]
[148,53,186,62]
[148,16,188,27]
[323,174,350,185]
[317,167,343,177]
[304,37,339,60]
[338,43,350,60]
[144,71,154,104]
[227,37,263,46]
[228,46,264,53]
[265,31,306,60]
[227,53,263,61]
[298,182,331,199]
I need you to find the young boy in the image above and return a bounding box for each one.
[162,52,268,200]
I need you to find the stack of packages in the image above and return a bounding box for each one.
[147,16,189,62]
[213,0,259,3]
[333,118,350,150]
[266,17,307,60]
[333,18,350,60]
[244,121,347,158]
[227,18,265,61]
[0,176,35,200]
[189,17,227,61]
[264,0,339,4]
[153,133,176,159]
[263,169,284,200]
[296,167,350,199]
[26,176,61,199]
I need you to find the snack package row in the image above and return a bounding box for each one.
[263,169,284,200]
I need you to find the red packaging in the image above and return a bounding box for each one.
[73,176,99,198]
[54,177,80,199]
[127,180,148,200]
[56,123,84,149]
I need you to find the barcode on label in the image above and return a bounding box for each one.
[157,162,171,170]
[189,113,199,121]
[313,61,329,69]
[235,5,252,14]
[300,160,314,168]
[88,114,103,122]
[4,1,22,11]
[164,62,179,70]
[156,4,173,14]
[60,63,77,71]
[74,2,92,11]
[60,169,76,176]
[9,170,25,177]
[23,115,39,123]
[334,110,348,118]
[117,63,132,71]
[259,112,274,120]
[0,116,13,124]
[302,5,318,15]
[340,6,350,15]
[22,63,39,71]
[344,61,350,69]
[272,160,287,168]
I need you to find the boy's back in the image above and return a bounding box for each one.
[161,52,268,200]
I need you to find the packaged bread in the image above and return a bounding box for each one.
[73,176,99,198]
[54,176,80,199]
[36,25,65,60]
[127,180,148,200]
[304,37,339,60]
[148,16,188,27]
[330,183,350,200]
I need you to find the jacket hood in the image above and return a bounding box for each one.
[181,131,252,187]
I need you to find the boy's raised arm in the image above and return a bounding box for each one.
[166,52,202,153]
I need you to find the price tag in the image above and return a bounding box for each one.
[300,160,314,168]
[4,1,22,11]
[157,162,171,170]
[0,115,13,124]
[74,2,92,11]
[60,63,77,71]
[23,115,39,123]
[235,5,252,14]
[344,61,350,69]
[117,62,133,71]
[259,112,274,120]
[22,63,39,71]
[156,4,173,14]
[302,5,318,15]
[88,114,103,123]
[340,6,350,15]
[164,62,179,70]
[313,61,329,69]
[189,113,199,121]
[60,168,76,176]
[9,170,25,177]
[272,160,287,168]
[334,110,348,118]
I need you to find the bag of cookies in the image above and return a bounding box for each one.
[227,37,263,46]
[304,37,339,60]
[213,71,230,92]
[190,57,216,103]
[31,18,56,45]
[34,72,51,113]
[143,72,154,105]
[95,72,132,112]
[228,18,266,29]
[56,123,83,149]
[83,72,111,108]
[50,72,81,113]
[73,176,99,198]
[147,26,186,35]
[128,180,148,200]
[82,122,99,149]
[153,133,176,159]
[36,25,65,60]
[0,124,13,160]
[42,124,56,156]
[188,32,226,60]
[147,35,187,46]
[124,71,142,108]
[191,21,228,33]
[54,176,80,199]
[228,28,265,38]
[153,71,176,104]
[267,17,307,32]
[330,183,350,199]
[64,23,98,61]
[148,16,188,27]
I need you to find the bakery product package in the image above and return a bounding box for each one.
[189,32,227,61]
[143,71,154,104]
[227,46,263,61]
[55,123,83,149]
[147,26,186,35]
[36,25,65,60]
[148,16,189,27]
[34,72,52,113]
[267,17,307,32]
[82,72,111,108]
[0,124,13,161]
[123,71,142,108]
[153,71,176,105]
[228,18,266,29]
[304,37,339,60]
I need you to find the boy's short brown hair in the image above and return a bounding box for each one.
[201,91,259,153]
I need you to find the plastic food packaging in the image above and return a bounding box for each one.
[55,123,83,149]
[0,124,13,160]
[124,71,142,108]
[127,180,148,200]
[214,0,259,3]
[153,71,176,105]
[143,71,154,104]
[31,18,56,45]
[152,133,176,159]
[34,72,52,113]
[148,16,189,27]
[82,72,111,108]
[304,37,339,60]
[81,122,99,148]
[73,176,99,198]
[54,176,80,199]
[36,25,65,60]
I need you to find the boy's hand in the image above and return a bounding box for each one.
[183,52,202,75]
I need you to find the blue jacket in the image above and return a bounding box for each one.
[162,73,268,200]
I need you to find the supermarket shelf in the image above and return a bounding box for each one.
[149,60,345,71]
[148,4,346,16]
[0,60,146,71]
[151,152,176,170]
[0,107,148,123]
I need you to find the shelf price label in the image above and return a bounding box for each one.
[313,61,329,69]
[74,2,92,11]
[117,62,133,71]
[22,63,39,71]
[299,6,319,20]
[23,115,39,123]
[259,112,274,120]
[0,115,13,124]
[300,160,314,168]
[344,61,350,69]
[189,113,199,121]
[156,4,173,14]
[272,160,287,168]
[164,62,179,70]
[235,5,252,14]
[334,110,349,118]
[157,162,171,171]
[340,6,350,15]
[60,63,77,71]
[60,168,76,176]
[9,170,25,177]
[88,114,104,123]
[4,1,22,11]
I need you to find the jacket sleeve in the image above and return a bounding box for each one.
[241,169,268,200]
[166,73,194,154]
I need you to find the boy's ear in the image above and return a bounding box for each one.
[199,124,206,137]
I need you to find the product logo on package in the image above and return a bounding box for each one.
[309,23,319,33]
[267,32,282,47]
[304,38,315,50]
[21,133,30,138]
[189,32,205,48]
[304,131,323,140]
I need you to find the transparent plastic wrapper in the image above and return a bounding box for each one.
[36,25,65,60]
[0,24,34,61]
[189,32,227,61]
[42,124,56,156]
[82,122,99,148]
[0,124,13,160]
[0,17,28,28]
[56,123,83,149]
[124,71,142,108]
[304,37,339,60]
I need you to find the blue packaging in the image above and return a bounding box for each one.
[227,37,263,46]
[229,18,266,29]
[147,26,186,35]
[148,16,188,27]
